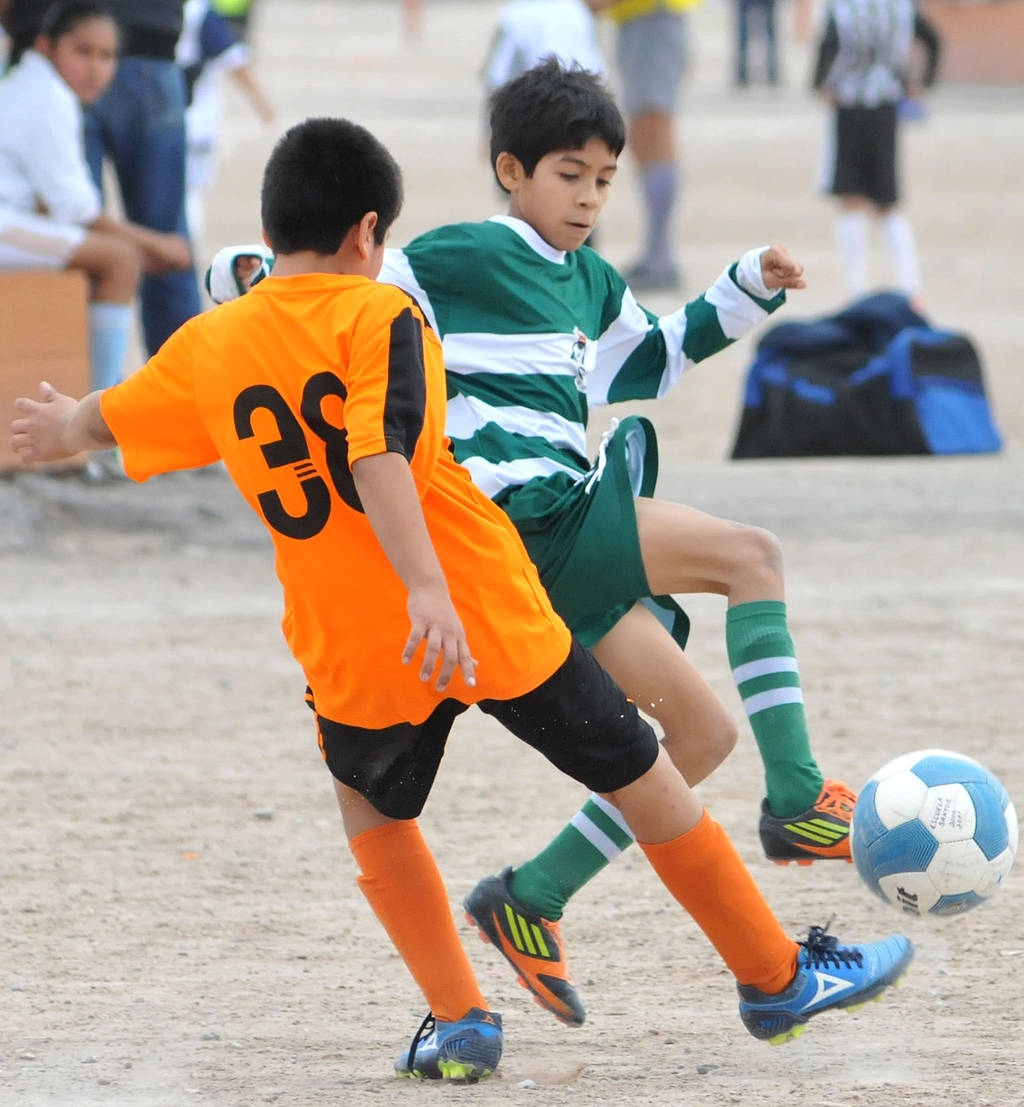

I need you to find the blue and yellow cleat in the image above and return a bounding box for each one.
[394,1007,503,1081]
[738,925,913,1045]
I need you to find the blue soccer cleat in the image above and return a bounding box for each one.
[394,1007,503,1081]
[737,925,913,1045]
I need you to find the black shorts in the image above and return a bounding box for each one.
[310,639,661,820]
[828,103,899,206]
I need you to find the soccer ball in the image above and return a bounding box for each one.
[851,748,1018,917]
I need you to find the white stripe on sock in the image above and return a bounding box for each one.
[732,656,799,684]
[570,811,626,861]
[743,687,805,718]
[588,792,634,838]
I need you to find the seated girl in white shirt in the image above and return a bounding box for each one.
[0,1,191,393]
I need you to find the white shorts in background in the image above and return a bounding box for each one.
[0,206,85,269]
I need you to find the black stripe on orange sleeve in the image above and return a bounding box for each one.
[383,306,427,459]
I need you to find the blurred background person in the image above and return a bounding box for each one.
[813,0,940,300]
[83,0,202,356]
[211,0,256,41]
[0,0,190,478]
[589,0,699,292]
[482,0,605,92]
[176,0,274,243]
[733,0,778,87]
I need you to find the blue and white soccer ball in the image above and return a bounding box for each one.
[851,748,1018,917]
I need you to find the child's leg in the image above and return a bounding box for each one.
[606,746,798,991]
[878,205,919,296]
[835,198,871,296]
[475,656,798,995]
[469,643,909,1033]
[68,233,140,392]
[635,497,829,818]
[336,781,487,1023]
[507,602,737,919]
[616,752,913,1044]
[502,494,849,930]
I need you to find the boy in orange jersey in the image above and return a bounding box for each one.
[11,116,913,1082]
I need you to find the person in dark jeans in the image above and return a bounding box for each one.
[84,0,201,355]
[734,0,778,86]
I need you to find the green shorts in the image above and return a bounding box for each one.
[499,415,690,651]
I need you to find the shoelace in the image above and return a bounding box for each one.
[407,1011,436,1070]
[799,922,864,970]
[817,780,857,817]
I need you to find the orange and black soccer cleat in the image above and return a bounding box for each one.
[759,779,857,865]
[463,867,585,1027]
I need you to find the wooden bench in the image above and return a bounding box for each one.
[0,269,90,472]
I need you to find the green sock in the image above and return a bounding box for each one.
[726,600,824,817]
[506,794,635,920]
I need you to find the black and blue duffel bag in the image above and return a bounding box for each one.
[731,292,1003,459]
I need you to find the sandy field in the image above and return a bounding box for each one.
[2,2,1022,1104]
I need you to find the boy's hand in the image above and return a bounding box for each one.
[760,245,807,291]
[403,584,477,692]
[206,243,275,303]
[10,381,79,464]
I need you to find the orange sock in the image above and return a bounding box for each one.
[640,810,799,993]
[350,820,487,1022]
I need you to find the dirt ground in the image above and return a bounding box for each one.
[2,2,1022,1105]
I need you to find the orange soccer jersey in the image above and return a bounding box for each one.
[101,273,570,728]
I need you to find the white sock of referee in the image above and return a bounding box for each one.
[835,210,869,297]
[880,211,920,296]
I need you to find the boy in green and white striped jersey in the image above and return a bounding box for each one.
[394,59,858,1028]
[207,57,858,1030]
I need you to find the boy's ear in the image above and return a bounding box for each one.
[351,211,379,259]
[495,151,525,193]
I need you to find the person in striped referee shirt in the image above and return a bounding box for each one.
[813,0,941,300]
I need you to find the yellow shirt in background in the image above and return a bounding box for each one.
[606,0,702,23]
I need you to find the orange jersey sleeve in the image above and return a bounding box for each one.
[97,273,569,728]
[101,318,221,480]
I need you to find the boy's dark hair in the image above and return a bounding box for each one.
[37,0,117,46]
[261,117,404,256]
[488,57,626,190]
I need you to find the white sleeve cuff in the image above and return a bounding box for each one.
[735,246,782,301]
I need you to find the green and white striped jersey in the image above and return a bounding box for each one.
[380,215,784,504]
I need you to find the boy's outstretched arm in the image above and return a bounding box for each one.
[10,382,116,464]
[351,451,476,693]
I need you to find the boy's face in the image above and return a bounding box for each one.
[502,138,618,253]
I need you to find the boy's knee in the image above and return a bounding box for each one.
[737,523,784,580]
[658,702,738,785]
[684,709,739,767]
